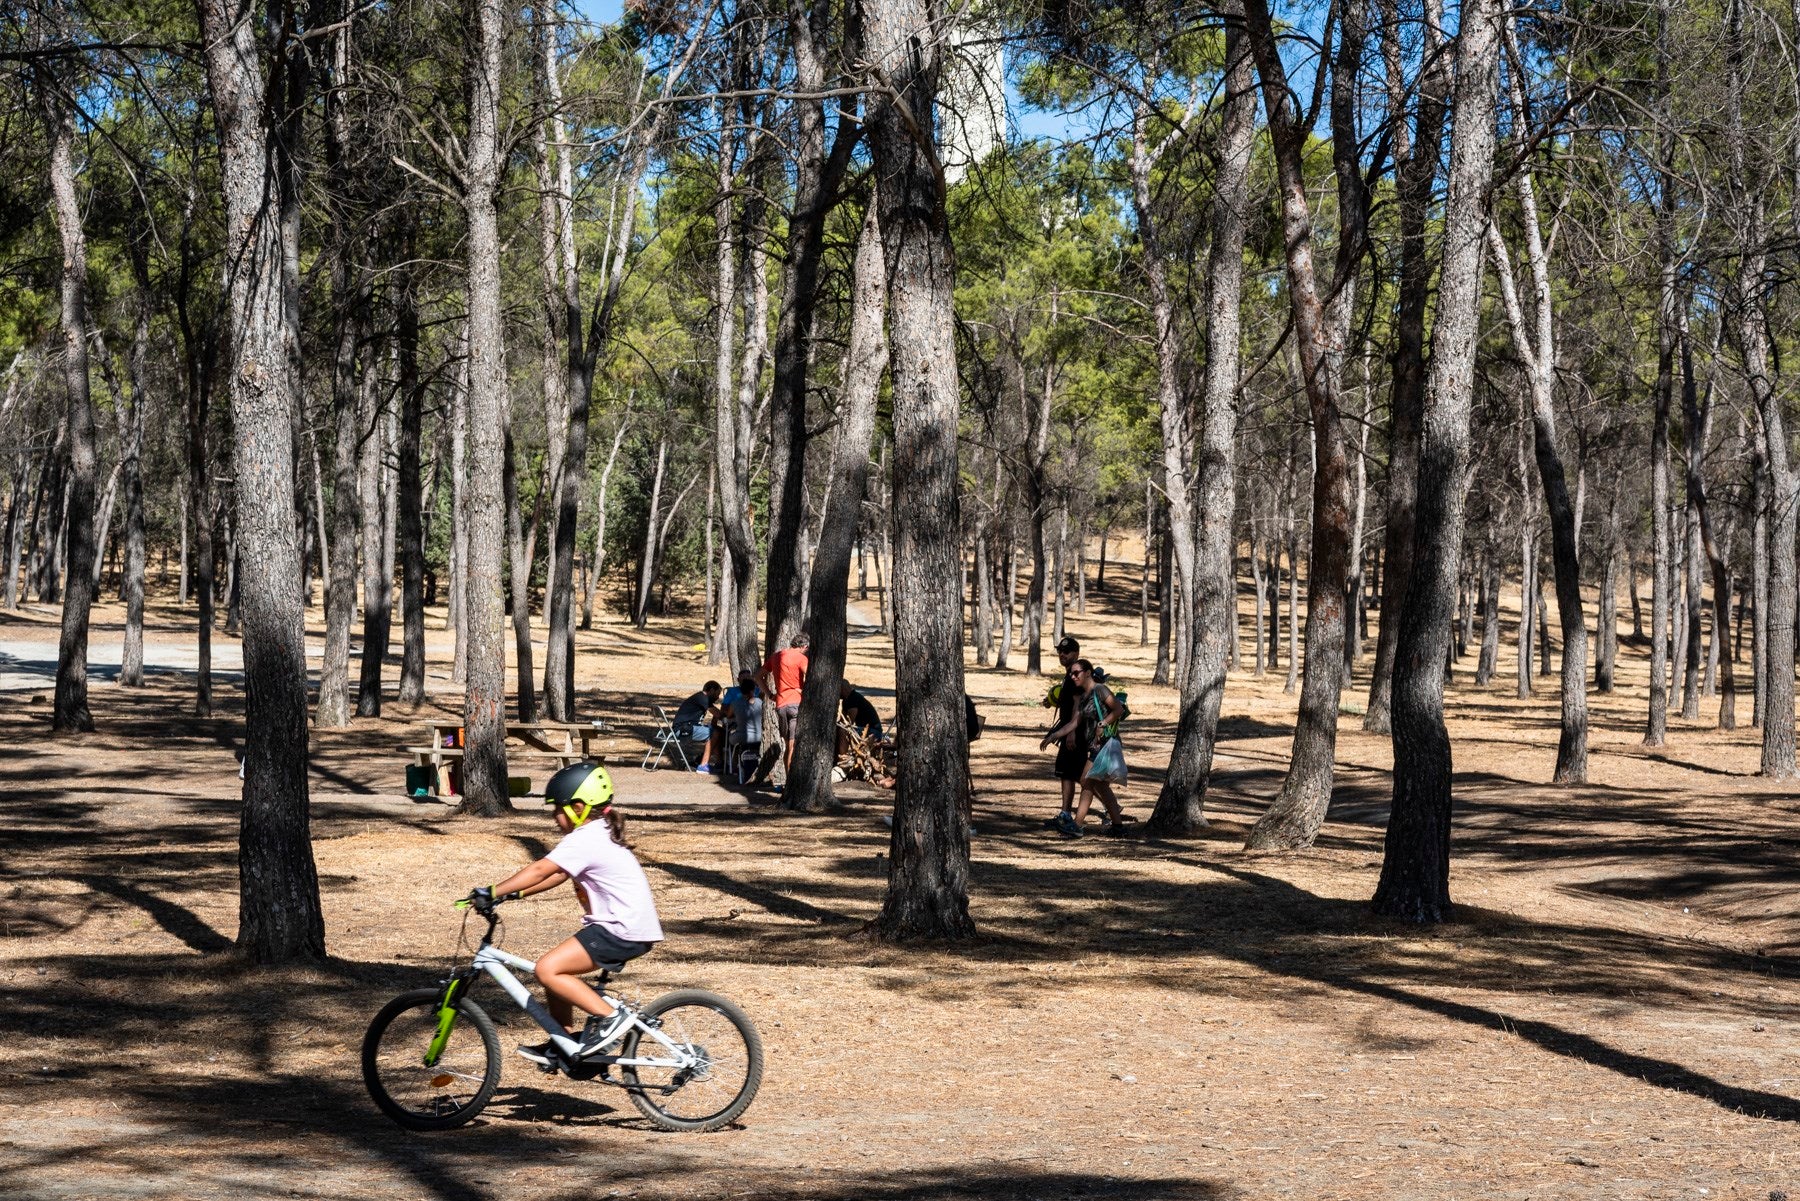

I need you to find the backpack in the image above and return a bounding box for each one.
[1091,686,1130,741]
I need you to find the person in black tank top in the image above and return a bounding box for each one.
[1039,636,1085,827]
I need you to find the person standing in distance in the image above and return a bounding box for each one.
[756,633,810,791]
[1040,636,1084,827]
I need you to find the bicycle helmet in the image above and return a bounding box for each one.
[543,762,614,827]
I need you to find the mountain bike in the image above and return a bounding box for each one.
[361,900,762,1133]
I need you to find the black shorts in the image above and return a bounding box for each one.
[574,924,656,972]
[1054,738,1088,782]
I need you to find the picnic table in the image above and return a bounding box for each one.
[406,720,609,799]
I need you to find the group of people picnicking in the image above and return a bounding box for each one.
[670,634,895,792]
[662,631,1133,836]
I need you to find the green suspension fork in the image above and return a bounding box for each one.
[424,977,469,1067]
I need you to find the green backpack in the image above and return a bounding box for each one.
[1092,686,1130,740]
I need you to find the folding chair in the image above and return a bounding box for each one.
[642,705,697,771]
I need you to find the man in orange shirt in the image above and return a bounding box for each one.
[755,634,810,789]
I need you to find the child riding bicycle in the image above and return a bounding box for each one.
[462,762,663,1066]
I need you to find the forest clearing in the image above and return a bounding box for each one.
[11,0,1800,1195]
[3,585,1796,1200]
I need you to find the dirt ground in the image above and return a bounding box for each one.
[3,578,1799,1201]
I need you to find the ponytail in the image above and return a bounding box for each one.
[601,804,632,850]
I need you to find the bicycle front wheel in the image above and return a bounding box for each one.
[621,988,763,1132]
[362,987,501,1131]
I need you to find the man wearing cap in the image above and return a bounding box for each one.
[1041,636,1085,827]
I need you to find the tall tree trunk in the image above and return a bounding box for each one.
[787,204,886,813]
[357,356,392,717]
[765,0,857,654]
[1251,531,1266,674]
[541,26,663,719]
[1372,0,1498,922]
[450,342,469,683]
[196,0,325,960]
[1485,58,1587,782]
[1678,325,1736,727]
[633,434,667,629]
[503,422,537,718]
[1244,0,1366,850]
[117,267,151,688]
[582,416,628,632]
[1129,81,1199,696]
[1596,507,1619,693]
[396,246,427,709]
[1153,511,1172,685]
[1645,3,1678,748]
[1477,545,1500,686]
[459,0,514,816]
[711,104,760,677]
[1019,334,1054,677]
[41,69,99,733]
[1751,435,1768,727]
[864,0,974,941]
[1727,0,1792,770]
[1147,14,1254,835]
[1366,0,1450,734]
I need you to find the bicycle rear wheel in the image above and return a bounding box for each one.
[621,989,763,1132]
[362,987,501,1131]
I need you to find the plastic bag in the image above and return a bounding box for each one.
[1087,736,1128,785]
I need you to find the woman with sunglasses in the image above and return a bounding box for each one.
[1038,659,1129,837]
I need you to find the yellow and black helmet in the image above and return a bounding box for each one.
[543,762,614,827]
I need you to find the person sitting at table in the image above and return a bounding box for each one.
[674,681,721,772]
[703,672,757,774]
[723,674,764,782]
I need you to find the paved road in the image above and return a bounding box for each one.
[0,636,253,692]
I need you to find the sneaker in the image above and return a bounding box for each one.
[1099,819,1129,837]
[578,1009,631,1056]
[695,764,713,774]
[1042,814,1067,830]
[1053,811,1082,839]
[516,1039,560,1066]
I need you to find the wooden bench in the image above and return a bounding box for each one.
[408,720,610,799]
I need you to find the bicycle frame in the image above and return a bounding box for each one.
[438,914,697,1075]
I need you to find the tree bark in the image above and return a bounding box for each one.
[1366,0,1449,734]
[632,434,667,629]
[863,0,974,941]
[1728,0,1787,765]
[117,263,152,688]
[1372,0,1498,922]
[1147,13,1254,835]
[41,68,99,733]
[503,422,538,718]
[765,0,858,654]
[396,244,426,709]
[1477,546,1500,686]
[1645,3,1678,748]
[1243,0,1366,850]
[711,104,760,677]
[357,355,392,717]
[459,0,513,815]
[1486,167,1587,781]
[787,203,886,814]
[196,0,325,960]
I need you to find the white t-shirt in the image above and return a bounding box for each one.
[546,821,665,943]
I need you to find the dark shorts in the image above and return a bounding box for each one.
[776,703,800,742]
[574,924,656,972]
[1054,738,1088,782]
